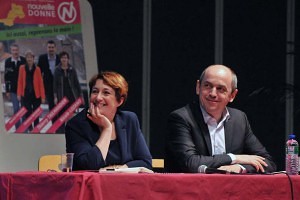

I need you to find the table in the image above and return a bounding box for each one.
[0,172,299,200]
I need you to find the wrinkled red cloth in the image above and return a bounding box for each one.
[0,172,298,200]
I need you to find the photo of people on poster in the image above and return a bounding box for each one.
[0,0,88,134]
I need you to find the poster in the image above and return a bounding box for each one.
[0,0,88,134]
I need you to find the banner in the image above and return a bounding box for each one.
[0,0,88,134]
[0,1,81,26]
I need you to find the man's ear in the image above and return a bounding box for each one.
[196,80,200,95]
[229,89,238,102]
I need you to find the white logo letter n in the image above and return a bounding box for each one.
[58,2,77,24]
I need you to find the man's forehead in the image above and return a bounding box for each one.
[203,79,228,87]
[202,72,232,90]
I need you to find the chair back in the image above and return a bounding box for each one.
[38,155,61,172]
[39,156,165,172]
[152,159,164,172]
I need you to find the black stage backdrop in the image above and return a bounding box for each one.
[88,0,300,171]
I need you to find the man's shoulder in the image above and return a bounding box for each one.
[38,54,47,60]
[227,107,245,115]
[39,53,47,57]
[227,107,248,120]
[5,57,12,63]
[20,56,26,62]
[170,104,190,115]
[169,103,195,121]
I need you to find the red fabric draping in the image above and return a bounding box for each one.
[0,172,298,200]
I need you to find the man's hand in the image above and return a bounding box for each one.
[235,155,268,172]
[218,164,242,173]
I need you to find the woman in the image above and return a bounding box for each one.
[65,71,152,170]
[53,51,82,132]
[17,50,45,131]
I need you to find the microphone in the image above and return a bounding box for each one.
[198,165,238,174]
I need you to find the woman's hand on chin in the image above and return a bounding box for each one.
[87,103,112,130]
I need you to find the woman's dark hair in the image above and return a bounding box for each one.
[59,51,69,59]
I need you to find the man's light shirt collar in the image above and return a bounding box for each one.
[11,57,21,63]
[200,105,230,126]
[48,54,56,60]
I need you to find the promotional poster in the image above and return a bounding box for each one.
[0,0,88,134]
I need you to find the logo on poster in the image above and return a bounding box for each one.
[0,3,25,26]
[58,2,77,24]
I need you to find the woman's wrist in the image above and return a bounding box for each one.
[99,124,112,133]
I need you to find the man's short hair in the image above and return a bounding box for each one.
[47,40,56,46]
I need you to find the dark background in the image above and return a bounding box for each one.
[87,0,300,171]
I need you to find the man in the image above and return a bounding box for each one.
[0,42,11,69]
[37,40,60,117]
[165,65,276,173]
[0,42,11,91]
[4,43,26,128]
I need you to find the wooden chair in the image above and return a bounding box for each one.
[39,155,164,172]
[152,159,164,168]
[152,159,164,172]
[38,154,61,172]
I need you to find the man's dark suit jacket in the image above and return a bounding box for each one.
[37,54,60,96]
[4,56,26,93]
[65,109,152,171]
[165,100,277,173]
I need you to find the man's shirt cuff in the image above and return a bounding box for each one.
[228,153,236,164]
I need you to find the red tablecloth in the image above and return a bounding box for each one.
[0,172,299,200]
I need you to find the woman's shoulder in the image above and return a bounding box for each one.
[115,110,140,126]
[68,109,88,124]
[117,110,138,119]
[34,66,42,72]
